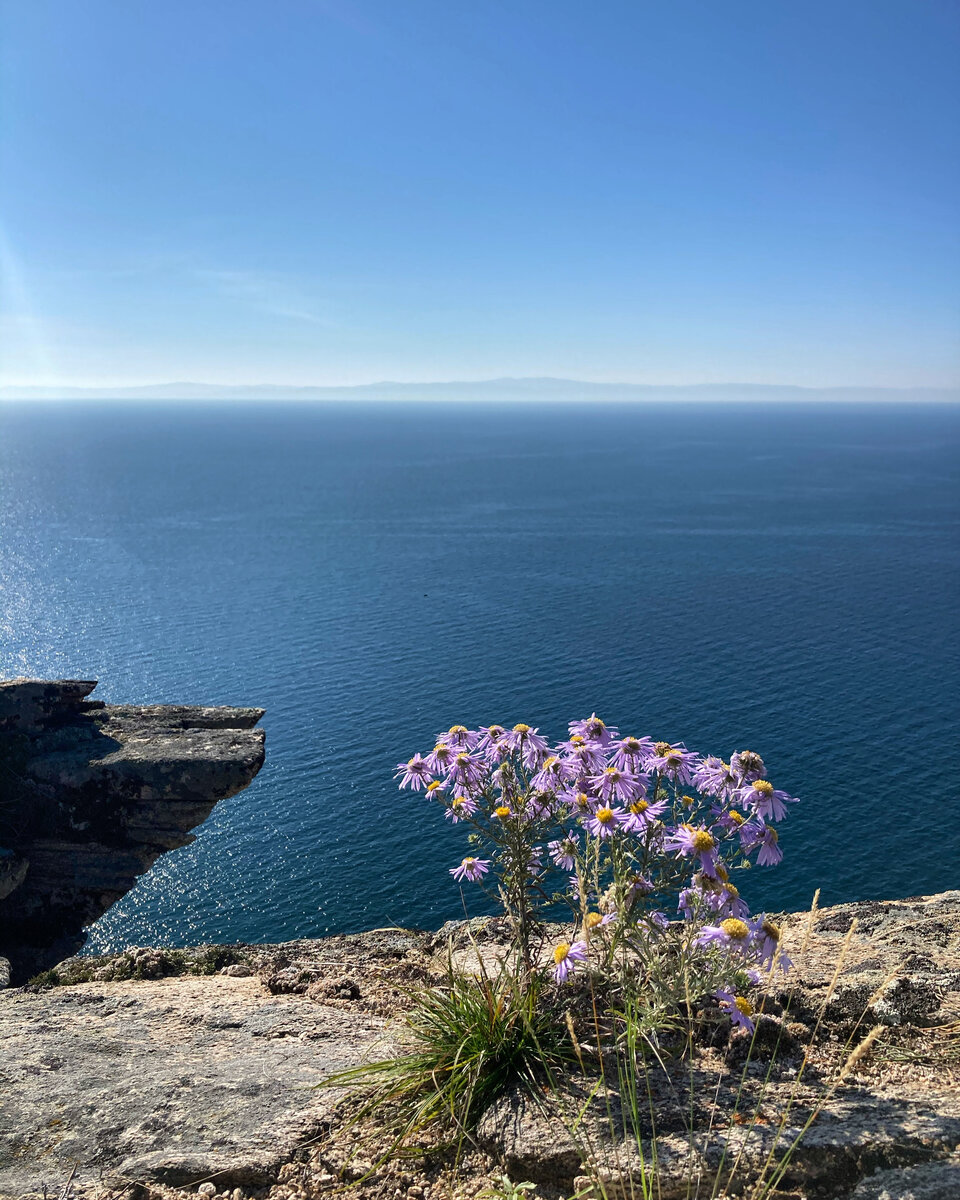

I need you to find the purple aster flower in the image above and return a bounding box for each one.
[697,869,751,919]
[548,835,579,871]
[589,765,646,804]
[437,724,479,750]
[526,846,544,876]
[532,754,575,790]
[504,723,550,768]
[565,790,597,817]
[446,750,486,791]
[664,824,719,874]
[559,739,608,775]
[739,780,797,823]
[425,742,457,777]
[693,756,739,798]
[756,917,792,973]
[609,735,655,771]
[756,825,783,866]
[714,989,756,1032]
[730,750,766,783]
[627,873,655,898]
[584,910,617,934]
[678,885,701,919]
[584,806,626,838]
[711,804,749,833]
[449,856,492,883]
[552,939,588,983]
[740,820,783,866]
[621,795,667,833]
[443,795,478,823]
[694,917,756,954]
[395,754,433,791]
[715,882,751,919]
[568,872,587,897]
[476,724,509,763]
[647,910,670,931]
[526,790,556,820]
[568,714,619,747]
[644,741,699,784]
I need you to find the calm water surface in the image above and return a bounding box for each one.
[1,401,957,950]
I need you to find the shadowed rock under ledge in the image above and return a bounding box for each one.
[0,679,265,984]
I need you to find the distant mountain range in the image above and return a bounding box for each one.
[1,377,958,402]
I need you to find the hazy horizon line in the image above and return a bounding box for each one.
[2,376,959,402]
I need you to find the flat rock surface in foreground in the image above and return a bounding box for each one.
[1,897,958,1200]
[0,971,387,1199]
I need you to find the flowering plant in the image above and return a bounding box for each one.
[397,716,796,1027]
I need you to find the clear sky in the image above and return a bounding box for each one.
[1,0,958,389]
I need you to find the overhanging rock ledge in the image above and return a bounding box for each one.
[0,678,265,985]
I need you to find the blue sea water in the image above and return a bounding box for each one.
[0,400,958,950]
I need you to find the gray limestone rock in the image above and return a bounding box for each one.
[0,972,387,1199]
[850,1154,960,1200]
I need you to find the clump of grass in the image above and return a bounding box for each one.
[323,953,574,1151]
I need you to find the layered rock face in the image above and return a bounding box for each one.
[0,679,265,984]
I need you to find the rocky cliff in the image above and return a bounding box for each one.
[0,679,265,984]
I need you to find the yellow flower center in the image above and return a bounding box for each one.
[630,799,649,814]
[654,741,672,756]
[691,830,715,853]
[570,734,585,745]
[495,806,511,819]
[603,766,619,776]
[543,755,559,769]
[574,792,590,810]
[407,757,418,767]
[766,828,779,843]
[554,942,571,964]
[681,794,696,807]
[715,864,729,882]
[462,857,476,867]
[720,918,750,941]
[449,725,467,735]
[754,780,774,795]
[426,781,442,792]
[728,810,745,825]
[433,744,449,756]
[512,723,530,734]
[585,912,603,930]
[596,807,615,825]
[624,737,640,751]
[738,751,763,771]
[455,752,471,765]
[726,884,739,898]
[734,996,754,1018]
[762,920,781,941]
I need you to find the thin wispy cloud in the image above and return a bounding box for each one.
[196,269,345,330]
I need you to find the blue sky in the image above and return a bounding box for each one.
[1,0,958,388]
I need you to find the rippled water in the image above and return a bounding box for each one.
[1,400,957,950]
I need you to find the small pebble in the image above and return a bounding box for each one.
[198,1184,216,1196]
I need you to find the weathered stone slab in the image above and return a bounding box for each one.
[0,973,388,1199]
